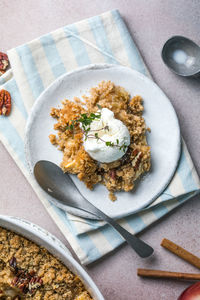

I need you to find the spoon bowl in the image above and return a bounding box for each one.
[161,36,200,77]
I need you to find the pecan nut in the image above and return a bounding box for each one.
[9,256,43,296]
[0,89,12,116]
[0,52,9,74]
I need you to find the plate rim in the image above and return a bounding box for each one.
[25,63,181,219]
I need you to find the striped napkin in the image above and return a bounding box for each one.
[0,10,200,265]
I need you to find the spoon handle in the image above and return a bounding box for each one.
[91,207,154,258]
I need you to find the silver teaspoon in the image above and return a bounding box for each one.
[34,160,154,258]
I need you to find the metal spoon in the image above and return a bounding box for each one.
[34,160,154,258]
[161,36,200,77]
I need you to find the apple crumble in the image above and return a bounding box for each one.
[0,227,93,299]
[49,81,151,201]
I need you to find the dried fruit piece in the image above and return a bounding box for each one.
[9,256,18,273]
[0,89,12,116]
[110,169,116,180]
[0,52,9,74]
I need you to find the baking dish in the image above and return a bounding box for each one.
[0,215,104,300]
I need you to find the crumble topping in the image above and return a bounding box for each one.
[50,81,151,200]
[0,227,93,299]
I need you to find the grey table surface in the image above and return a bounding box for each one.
[0,1,200,299]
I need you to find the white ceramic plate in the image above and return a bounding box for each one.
[25,64,181,219]
[0,215,104,299]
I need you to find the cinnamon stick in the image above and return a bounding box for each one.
[161,238,200,269]
[137,269,200,281]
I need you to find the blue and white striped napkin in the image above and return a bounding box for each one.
[0,10,200,265]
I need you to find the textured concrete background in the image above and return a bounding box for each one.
[0,1,200,299]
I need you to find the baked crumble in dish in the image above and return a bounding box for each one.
[49,81,151,201]
[0,227,92,299]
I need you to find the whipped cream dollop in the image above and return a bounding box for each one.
[83,108,130,163]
